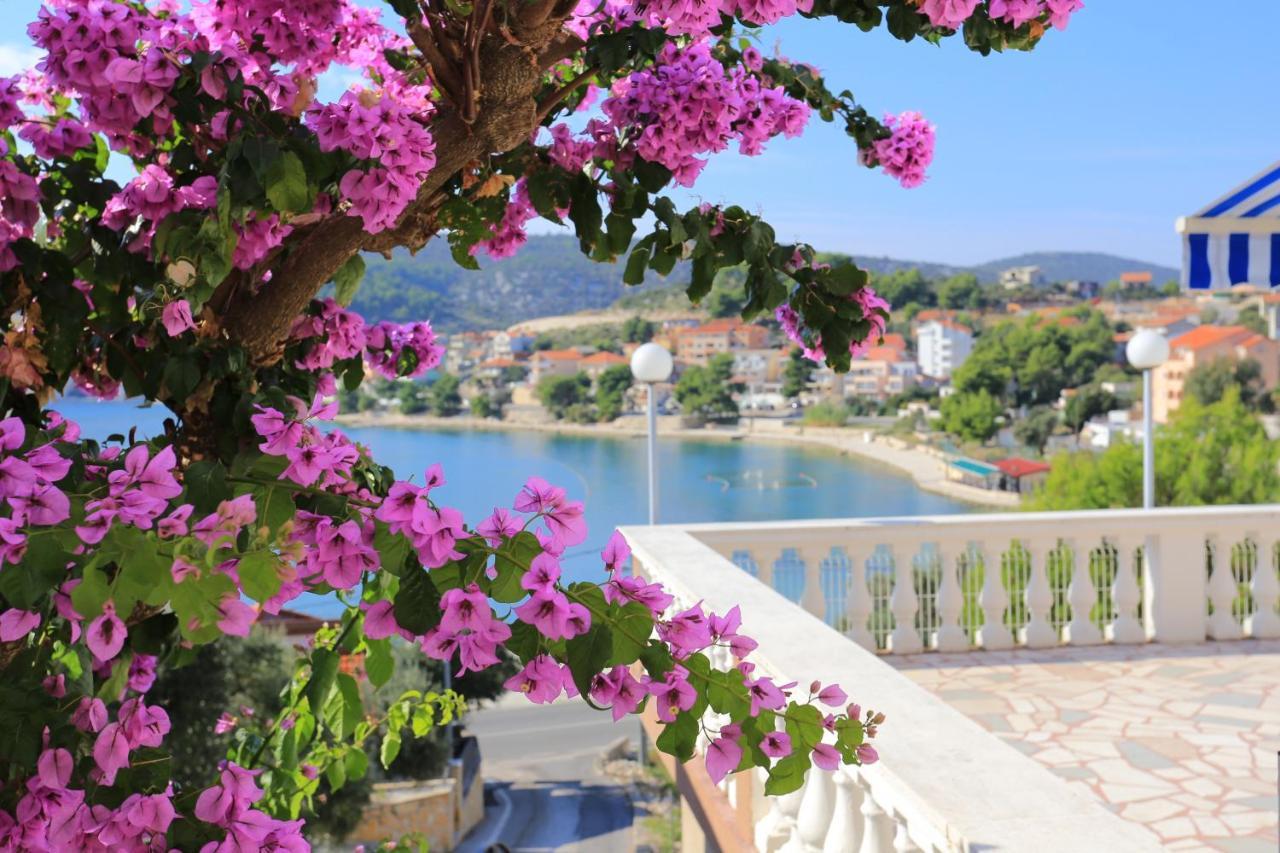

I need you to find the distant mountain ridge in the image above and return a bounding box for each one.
[349,236,1179,332]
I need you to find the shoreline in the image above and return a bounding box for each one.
[334,411,1020,510]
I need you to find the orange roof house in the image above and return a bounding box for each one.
[1153,325,1280,423]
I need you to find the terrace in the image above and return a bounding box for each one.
[621,505,1280,852]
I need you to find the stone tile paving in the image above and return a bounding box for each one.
[890,640,1279,852]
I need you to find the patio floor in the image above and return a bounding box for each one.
[890,640,1280,853]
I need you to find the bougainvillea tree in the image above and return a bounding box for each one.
[0,0,1080,847]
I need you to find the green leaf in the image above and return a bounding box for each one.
[239,551,283,603]
[373,522,411,577]
[306,649,340,714]
[608,602,653,667]
[364,637,394,688]
[638,641,675,681]
[335,673,363,739]
[96,653,133,701]
[333,255,366,306]
[326,753,347,792]
[489,532,540,603]
[623,244,651,286]
[655,711,699,762]
[345,747,369,781]
[706,667,751,720]
[0,530,71,608]
[784,702,826,750]
[393,568,441,635]
[565,624,613,699]
[265,151,310,213]
[380,732,402,768]
[764,752,811,796]
[185,460,231,513]
[505,621,541,663]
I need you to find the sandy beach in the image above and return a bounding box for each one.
[334,410,1020,510]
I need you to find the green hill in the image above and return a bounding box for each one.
[347,236,1181,332]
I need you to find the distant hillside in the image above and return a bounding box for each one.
[351,236,674,333]
[348,236,1180,332]
[968,252,1179,285]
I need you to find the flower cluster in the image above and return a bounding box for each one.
[865,111,936,189]
[101,166,218,249]
[288,298,445,380]
[308,90,437,233]
[776,284,890,363]
[29,0,179,150]
[593,42,810,186]
[919,0,1083,30]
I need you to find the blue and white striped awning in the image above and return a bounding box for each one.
[1176,161,1280,290]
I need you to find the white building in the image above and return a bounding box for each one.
[999,265,1044,289]
[915,319,974,379]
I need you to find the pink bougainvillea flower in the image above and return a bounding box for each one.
[817,684,848,707]
[93,722,132,785]
[857,744,879,764]
[0,607,41,641]
[601,530,630,572]
[760,730,792,759]
[216,596,257,637]
[705,735,743,784]
[649,669,697,723]
[361,600,402,640]
[504,655,568,704]
[161,300,196,336]
[812,743,841,771]
[86,603,127,662]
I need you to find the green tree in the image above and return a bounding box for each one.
[875,268,934,309]
[781,348,812,400]
[1013,406,1058,455]
[1237,305,1268,335]
[621,315,656,343]
[596,364,634,421]
[1186,357,1269,411]
[940,390,1003,443]
[1030,389,1279,509]
[471,393,495,419]
[398,381,430,415]
[537,372,591,419]
[702,271,749,318]
[675,354,741,422]
[937,273,984,310]
[500,364,529,384]
[429,373,463,416]
[1063,384,1118,433]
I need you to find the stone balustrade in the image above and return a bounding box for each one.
[617,507,1280,851]
[678,505,1280,653]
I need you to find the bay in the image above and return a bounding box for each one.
[58,399,973,612]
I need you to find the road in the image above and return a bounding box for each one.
[457,695,640,852]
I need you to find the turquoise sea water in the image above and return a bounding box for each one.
[58,399,973,609]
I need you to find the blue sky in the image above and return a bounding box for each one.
[2,2,1276,267]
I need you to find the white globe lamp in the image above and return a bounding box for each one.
[630,342,674,384]
[1126,328,1170,371]
[1125,328,1168,510]
[630,342,673,525]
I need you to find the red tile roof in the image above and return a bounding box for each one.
[1169,325,1251,353]
[994,458,1051,478]
[581,351,628,365]
[1120,271,1153,284]
[533,349,583,361]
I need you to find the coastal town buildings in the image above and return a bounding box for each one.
[673,318,770,365]
[1152,324,1280,423]
[915,318,974,379]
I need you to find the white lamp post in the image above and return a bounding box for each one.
[630,342,674,524]
[1126,329,1170,510]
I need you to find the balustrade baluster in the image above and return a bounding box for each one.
[822,770,864,853]
[1205,534,1242,640]
[845,550,876,650]
[857,775,895,853]
[976,541,1013,650]
[891,808,922,853]
[888,544,923,655]
[1064,536,1102,645]
[1109,535,1145,644]
[757,547,782,593]
[757,769,806,853]
[933,539,967,651]
[799,545,833,624]
[1246,533,1280,639]
[1020,539,1057,648]
[797,768,836,850]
